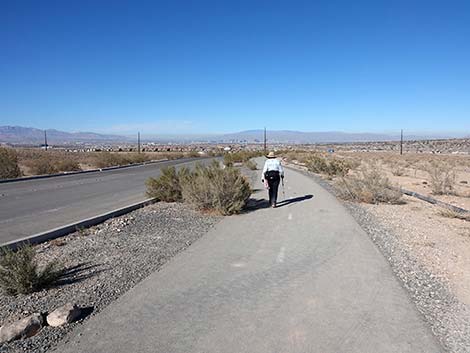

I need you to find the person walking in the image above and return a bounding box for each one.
[262,151,284,208]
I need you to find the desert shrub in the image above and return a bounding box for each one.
[124,153,151,164]
[181,162,252,215]
[0,244,63,295]
[244,159,257,170]
[0,147,22,179]
[438,208,470,221]
[307,155,329,173]
[224,151,262,166]
[185,151,200,158]
[55,159,82,172]
[92,152,121,168]
[336,164,403,204]
[425,161,456,195]
[146,166,189,202]
[284,151,312,164]
[169,152,185,160]
[307,155,350,177]
[391,161,406,176]
[26,157,58,175]
[223,153,234,167]
[92,152,151,168]
[326,159,351,177]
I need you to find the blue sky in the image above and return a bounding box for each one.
[1,0,469,135]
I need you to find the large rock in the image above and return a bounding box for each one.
[46,303,81,327]
[0,313,43,344]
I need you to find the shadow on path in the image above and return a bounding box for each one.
[244,194,313,212]
[244,198,271,212]
[276,194,313,208]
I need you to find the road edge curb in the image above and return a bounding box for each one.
[2,198,156,250]
[0,159,168,184]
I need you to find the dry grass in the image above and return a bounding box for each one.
[0,147,22,179]
[223,151,263,167]
[438,208,470,221]
[243,159,258,170]
[282,151,352,177]
[425,161,456,195]
[335,163,403,204]
[11,148,199,177]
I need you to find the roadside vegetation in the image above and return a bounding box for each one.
[283,150,403,204]
[0,147,22,179]
[335,164,403,204]
[438,208,470,221]
[92,152,152,168]
[425,161,457,195]
[146,166,189,202]
[147,161,252,215]
[223,151,263,167]
[0,244,63,296]
[0,148,213,179]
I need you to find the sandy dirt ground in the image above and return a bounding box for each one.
[362,196,470,305]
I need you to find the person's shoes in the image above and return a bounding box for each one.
[272,204,276,208]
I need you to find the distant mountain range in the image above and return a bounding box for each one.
[220,130,469,143]
[0,126,127,144]
[0,126,468,145]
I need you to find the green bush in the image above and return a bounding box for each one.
[181,162,252,215]
[0,244,63,295]
[146,166,189,202]
[0,147,22,179]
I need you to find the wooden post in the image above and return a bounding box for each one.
[44,130,48,151]
[263,127,267,154]
[400,129,403,155]
[138,132,141,154]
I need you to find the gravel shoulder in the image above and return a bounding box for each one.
[0,202,220,353]
[287,164,470,353]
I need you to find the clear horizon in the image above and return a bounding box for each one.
[2,1,470,134]
[1,124,468,139]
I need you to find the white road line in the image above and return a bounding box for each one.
[276,246,286,263]
[288,213,293,220]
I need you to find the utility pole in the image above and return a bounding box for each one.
[138,132,141,154]
[400,129,403,155]
[44,130,48,151]
[263,127,267,154]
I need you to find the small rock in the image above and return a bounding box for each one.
[46,303,81,327]
[0,313,43,343]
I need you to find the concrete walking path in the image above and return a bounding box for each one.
[55,167,441,353]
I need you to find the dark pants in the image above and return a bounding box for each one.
[267,175,280,206]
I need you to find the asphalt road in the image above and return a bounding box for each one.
[55,163,441,353]
[0,158,213,245]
